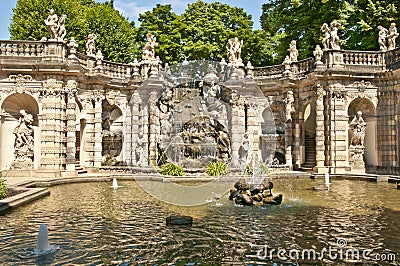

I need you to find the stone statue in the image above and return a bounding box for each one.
[14,109,34,150]
[387,23,399,50]
[12,110,34,169]
[321,23,331,50]
[238,133,250,164]
[136,132,148,166]
[44,9,67,41]
[288,40,299,62]
[142,33,158,60]
[330,21,341,50]
[378,26,388,51]
[283,55,291,72]
[57,14,67,41]
[86,34,97,56]
[349,111,366,146]
[44,9,58,39]
[313,45,323,64]
[226,37,243,63]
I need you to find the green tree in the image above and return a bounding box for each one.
[84,2,137,63]
[137,1,274,66]
[179,1,254,63]
[260,0,400,61]
[137,4,182,64]
[10,0,137,63]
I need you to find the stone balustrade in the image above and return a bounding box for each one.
[102,61,129,78]
[294,57,315,74]
[341,50,385,66]
[0,40,44,57]
[253,64,285,78]
[1,39,400,80]
[385,47,400,70]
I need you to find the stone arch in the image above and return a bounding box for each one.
[0,93,39,170]
[347,97,377,167]
[301,100,316,167]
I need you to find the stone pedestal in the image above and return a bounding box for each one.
[349,145,365,173]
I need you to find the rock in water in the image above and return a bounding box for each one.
[166,215,193,226]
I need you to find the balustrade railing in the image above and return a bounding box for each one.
[254,64,285,78]
[385,47,400,70]
[2,39,400,81]
[341,50,384,66]
[75,52,92,69]
[0,40,44,57]
[103,61,129,78]
[293,57,315,74]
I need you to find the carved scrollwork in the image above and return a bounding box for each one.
[65,80,78,98]
[42,78,63,97]
[9,74,34,94]
[328,83,346,100]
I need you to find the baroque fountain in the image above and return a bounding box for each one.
[0,11,399,265]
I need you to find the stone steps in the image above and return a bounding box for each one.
[75,161,87,175]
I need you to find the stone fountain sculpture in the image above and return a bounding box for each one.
[11,110,34,169]
[44,9,67,41]
[349,111,367,168]
[229,179,283,206]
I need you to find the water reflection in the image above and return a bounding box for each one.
[0,179,399,265]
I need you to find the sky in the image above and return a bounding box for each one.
[0,0,266,40]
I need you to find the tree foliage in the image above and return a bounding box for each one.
[260,0,400,62]
[137,1,275,66]
[10,0,137,63]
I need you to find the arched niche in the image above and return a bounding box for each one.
[1,93,39,170]
[300,101,316,167]
[101,100,124,166]
[347,97,377,166]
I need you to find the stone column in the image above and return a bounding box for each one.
[328,84,348,174]
[93,91,103,168]
[148,92,158,166]
[83,97,95,168]
[284,91,294,168]
[313,85,327,173]
[40,78,64,173]
[230,91,246,167]
[65,80,78,173]
[245,99,263,166]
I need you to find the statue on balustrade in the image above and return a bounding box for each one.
[378,26,388,51]
[44,9,67,41]
[330,21,341,50]
[349,111,366,147]
[86,34,97,56]
[313,45,323,64]
[321,21,341,50]
[388,23,399,50]
[288,40,299,62]
[226,37,243,65]
[142,33,158,60]
[321,23,331,50]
